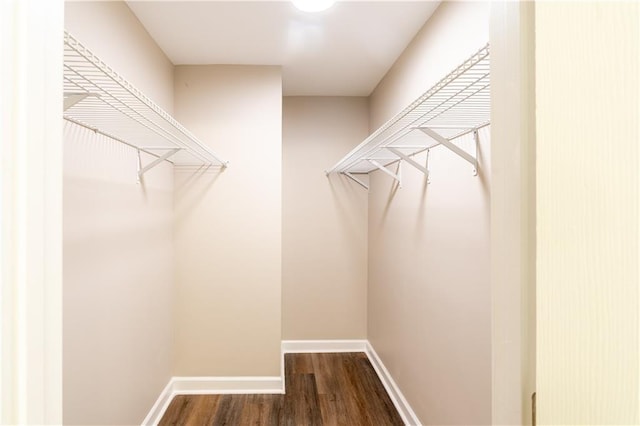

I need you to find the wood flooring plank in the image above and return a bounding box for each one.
[211,394,246,425]
[238,394,263,425]
[159,353,404,426]
[284,353,295,390]
[283,373,322,426]
[353,357,404,426]
[290,352,315,374]
[158,395,198,426]
[317,393,351,426]
[238,394,284,426]
[186,395,221,426]
[261,394,284,426]
[311,353,338,395]
[340,354,376,426]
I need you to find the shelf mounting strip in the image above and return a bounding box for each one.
[326,43,490,188]
[63,30,228,178]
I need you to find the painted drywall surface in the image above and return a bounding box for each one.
[536,2,639,424]
[64,131,174,425]
[490,2,536,425]
[63,2,175,425]
[64,1,173,112]
[367,2,491,425]
[369,1,490,130]
[282,97,369,340]
[173,65,282,376]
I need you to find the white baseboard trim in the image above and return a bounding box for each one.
[282,339,420,425]
[365,342,422,426]
[143,340,420,426]
[141,379,174,426]
[172,376,284,394]
[141,376,284,425]
[281,340,368,394]
[281,339,368,353]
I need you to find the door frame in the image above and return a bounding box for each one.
[490,2,536,425]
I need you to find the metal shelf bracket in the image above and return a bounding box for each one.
[418,127,478,176]
[136,148,181,182]
[63,30,228,176]
[343,172,369,190]
[63,92,100,111]
[325,44,489,182]
[473,129,480,177]
[368,159,402,188]
[425,148,431,184]
[387,147,430,179]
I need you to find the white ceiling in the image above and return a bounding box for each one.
[126,1,440,96]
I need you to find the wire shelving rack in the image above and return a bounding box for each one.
[63,30,228,178]
[326,44,490,189]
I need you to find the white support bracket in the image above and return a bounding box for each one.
[473,129,481,165]
[368,159,402,188]
[343,172,369,190]
[387,147,429,177]
[425,148,431,184]
[136,148,181,182]
[418,126,478,175]
[63,92,99,111]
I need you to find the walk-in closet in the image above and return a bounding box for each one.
[3,1,639,425]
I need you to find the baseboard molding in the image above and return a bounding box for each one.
[365,342,422,426]
[281,339,368,353]
[172,376,284,394]
[143,340,420,426]
[141,379,174,426]
[141,376,284,425]
[282,339,420,425]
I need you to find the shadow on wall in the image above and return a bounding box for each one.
[415,156,431,238]
[327,173,368,243]
[377,161,403,232]
[173,166,225,226]
[64,122,143,183]
[475,127,491,204]
[370,127,491,237]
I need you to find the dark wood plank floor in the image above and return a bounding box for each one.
[159,352,404,426]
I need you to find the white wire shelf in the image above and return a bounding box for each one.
[63,30,228,176]
[326,44,490,187]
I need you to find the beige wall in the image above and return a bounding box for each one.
[369,1,490,130]
[64,1,173,112]
[173,65,282,376]
[535,2,639,424]
[63,2,175,425]
[367,2,491,425]
[282,97,369,340]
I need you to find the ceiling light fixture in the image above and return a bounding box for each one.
[291,0,336,13]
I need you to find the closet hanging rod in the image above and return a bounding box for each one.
[63,116,169,161]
